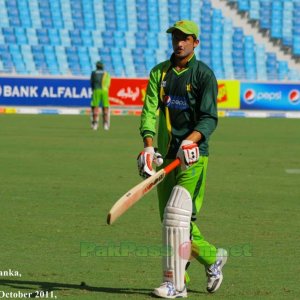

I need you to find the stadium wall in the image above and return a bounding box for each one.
[0,75,300,118]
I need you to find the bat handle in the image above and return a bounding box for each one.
[164,158,181,174]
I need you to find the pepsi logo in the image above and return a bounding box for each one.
[243,89,256,103]
[163,95,171,106]
[288,89,300,104]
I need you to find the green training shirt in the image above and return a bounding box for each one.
[140,53,218,158]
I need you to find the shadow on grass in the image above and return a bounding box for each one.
[0,279,204,298]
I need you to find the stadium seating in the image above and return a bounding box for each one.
[233,0,300,58]
[0,0,299,80]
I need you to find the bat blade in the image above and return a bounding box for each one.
[107,158,180,225]
[107,169,165,225]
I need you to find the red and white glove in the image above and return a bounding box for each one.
[176,140,200,170]
[137,147,164,178]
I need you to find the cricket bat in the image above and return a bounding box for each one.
[107,158,180,225]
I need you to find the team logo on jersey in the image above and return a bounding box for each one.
[186,84,192,92]
[163,95,189,110]
[161,80,167,88]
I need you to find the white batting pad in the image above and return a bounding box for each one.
[163,185,192,292]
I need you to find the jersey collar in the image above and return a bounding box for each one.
[170,53,197,68]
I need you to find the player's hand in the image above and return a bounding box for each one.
[137,147,164,178]
[176,140,200,171]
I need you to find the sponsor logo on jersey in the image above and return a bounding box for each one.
[163,95,189,110]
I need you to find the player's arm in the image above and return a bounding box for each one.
[139,67,162,140]
[138,66,164,178]
[177,73,218,170]
[143,136,153,147]
[90,72,94,90]
[104,72,111,89]
[184,131,202,144]
[194,73,218,142]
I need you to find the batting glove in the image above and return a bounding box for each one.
[137,147,164,178]
[176,140,200,171]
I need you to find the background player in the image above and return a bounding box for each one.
[90,61,111,130]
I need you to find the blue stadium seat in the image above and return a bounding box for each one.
[244,36,256,80]
[116,15,128,31]
[125,31,136,49]
[51,11,64,29]
[135,32,147,48]
[114,31,126,48]
[79,53,90,66]
[147,32,159,49]
[7,7,19,19]
[67,53,79,64]
[66,46,77,56]
[14,27,27,44]
[70,30,82,46]
[238,0,250,12]
[41,17,53,28]
[73,17,85,29]
[260,1,271,30]
[104,9,117,31]
[102,31,115,48]
[148,0,160,31]
[84,18,95,30]
[249,0,260,20]
[48,29,61,46]
[271,21,282,39]
[115,0,128,31]
[38,0,50,9]
[112,54,124,73]
[36,28,50,45]
[293,36,300,56]
[3,28,17,44]
[144,48,156,72]
[40,9,51,19]
[266,52,278,80]
[0,44,9,54]
[278,61,288,80]
[92,30,103,48]
[18,2,32,27]
[81,30,93,47]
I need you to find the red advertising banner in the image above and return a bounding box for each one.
[109,78,240,110]
[109,78,148,106]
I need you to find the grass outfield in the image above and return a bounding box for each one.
[0,114,299,299]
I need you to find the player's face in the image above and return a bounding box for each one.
[172,30,199,59]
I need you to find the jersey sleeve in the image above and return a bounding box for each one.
[139,65,163,139]
[90,71,95,89]
[103,72,111,90]
[194,72,218,142]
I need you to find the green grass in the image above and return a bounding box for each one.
[0,115,299,299]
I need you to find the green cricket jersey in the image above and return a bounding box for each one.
[140,53,218,158]
[90,70,111,90]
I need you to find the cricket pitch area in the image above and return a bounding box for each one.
[0,115,299,299]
